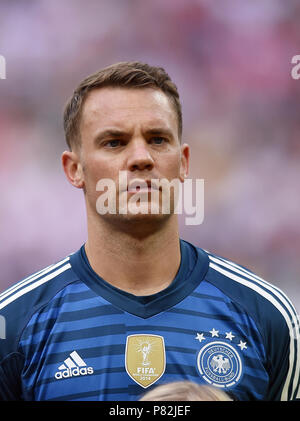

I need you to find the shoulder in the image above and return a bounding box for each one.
[201,249,300,400]
[204,250,298,336]
[0,254,78,358]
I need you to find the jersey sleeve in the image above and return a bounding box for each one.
[206,252,300,401]
[0,295,27,400]
[0,352,24,400]
[0,255,73,401]
[261,298,300,401]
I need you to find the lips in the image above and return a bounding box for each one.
[127,179,160,193]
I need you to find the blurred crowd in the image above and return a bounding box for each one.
[0,0,299,311]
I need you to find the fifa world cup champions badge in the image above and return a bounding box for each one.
[125,334,166,388]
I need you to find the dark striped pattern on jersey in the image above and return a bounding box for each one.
[1,240,299,401]
[19,278,268,401]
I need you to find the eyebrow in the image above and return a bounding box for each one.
[145,127,174,138]
[94,129,127,145]
[94,127,174,144]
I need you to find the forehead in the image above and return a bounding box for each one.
[80,87,178,135]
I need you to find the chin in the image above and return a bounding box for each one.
[101,210,173,236]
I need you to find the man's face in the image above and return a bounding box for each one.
[76,86,189,228]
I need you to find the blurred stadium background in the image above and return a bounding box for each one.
[0,0,299,312]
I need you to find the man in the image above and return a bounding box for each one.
[0,61,299,401]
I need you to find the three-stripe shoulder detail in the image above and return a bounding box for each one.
[208,253,300,401]
[0,257,71,311]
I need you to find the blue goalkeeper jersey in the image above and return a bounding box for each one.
[0,239,299,401]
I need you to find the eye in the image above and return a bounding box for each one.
[104,139,122,148]
[150,136,166,145]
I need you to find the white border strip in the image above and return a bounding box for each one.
[0,257,70,304]
[209,253,299,321]
[209,255,299,329]
[0,263,71,311]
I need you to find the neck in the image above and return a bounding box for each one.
[84,214,181,296]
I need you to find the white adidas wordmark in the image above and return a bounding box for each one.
[55,351,94,380]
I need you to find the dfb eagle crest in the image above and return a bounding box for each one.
[197,340,243,388]
[210,354,230,374]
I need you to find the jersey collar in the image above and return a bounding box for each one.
[70,239,209,318]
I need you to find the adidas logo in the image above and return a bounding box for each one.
[54,351,94,380]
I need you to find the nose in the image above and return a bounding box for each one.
[127,139,154,172]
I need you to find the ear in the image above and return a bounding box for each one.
[179,143,190,182]
[61,150,85,189]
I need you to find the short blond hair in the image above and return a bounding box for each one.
[63,61,182,150]
[139,381,233,401]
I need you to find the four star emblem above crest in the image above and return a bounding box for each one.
[194,328,247,351]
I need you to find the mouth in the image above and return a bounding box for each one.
[126,179,161,193]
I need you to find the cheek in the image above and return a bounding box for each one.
[83,158,123,202]
[160,154,182,178]
[83,156,112,182]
